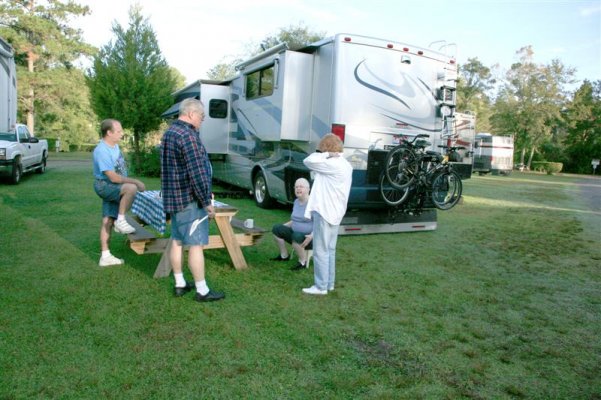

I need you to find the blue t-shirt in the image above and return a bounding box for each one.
[93,140,127,180]
[291,199,312,234]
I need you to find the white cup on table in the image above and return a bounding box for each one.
[244,219,254,229]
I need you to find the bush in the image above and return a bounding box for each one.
[131,146,161,177]
[531,161,563,175]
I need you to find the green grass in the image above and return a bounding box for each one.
[1,153,600,399]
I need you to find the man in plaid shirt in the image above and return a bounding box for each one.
[160,98,225,302]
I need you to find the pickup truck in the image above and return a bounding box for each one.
[0,123,48,184]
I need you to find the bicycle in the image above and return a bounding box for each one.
[379,141,463,211]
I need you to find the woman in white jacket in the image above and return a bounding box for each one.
[301,134,353,295]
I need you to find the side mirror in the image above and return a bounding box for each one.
[29,137,39,143]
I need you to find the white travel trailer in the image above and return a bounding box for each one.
[450,112,476,177]
[473,133,514,175]
[164,33,463,234]
[0,37,17,133]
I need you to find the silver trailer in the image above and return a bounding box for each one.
[164,34,462,234]
[473,133,514,175]
[0,37,17,133]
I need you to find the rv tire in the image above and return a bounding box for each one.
[253,170,275,209]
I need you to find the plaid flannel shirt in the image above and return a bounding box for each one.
[160,119,212,213]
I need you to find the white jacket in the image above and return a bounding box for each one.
[303,152,353,225]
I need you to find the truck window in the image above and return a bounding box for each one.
[209,99,228,119]
[18,126,29,142]
[245,64,274,100]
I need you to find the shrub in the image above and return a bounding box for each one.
[531,161,563,175]
[130,146,161,177]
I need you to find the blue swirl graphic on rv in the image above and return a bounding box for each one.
[354,59,439,131]
[353,60,411,110]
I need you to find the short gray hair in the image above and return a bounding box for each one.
[179,98,204,116]
[295,177,310,189]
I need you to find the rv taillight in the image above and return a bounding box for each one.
[331,124,346,143]
[344,37,352,42]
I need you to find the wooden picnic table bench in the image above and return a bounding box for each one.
[126,191,265,277]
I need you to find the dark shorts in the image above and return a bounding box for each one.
[94,179,122,219]
[171,202,209,246]
[272,224,312,249]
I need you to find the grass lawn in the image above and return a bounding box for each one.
[0,152,600,399]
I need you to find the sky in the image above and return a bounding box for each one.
[73,0,601,88]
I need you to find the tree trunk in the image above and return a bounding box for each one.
[520,148,526,165]
[26,52,35,135]
[134,131,141,172]
[526,147,536,170]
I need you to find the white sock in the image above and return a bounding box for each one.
[174,273,186,288]
[196,280,209,296]
[117,214,125,221]
[101,250,111,258]
[281,253,289,258]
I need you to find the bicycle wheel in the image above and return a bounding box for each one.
[431,170,462,210]
[384,146,418,189]
[379,173,410,206]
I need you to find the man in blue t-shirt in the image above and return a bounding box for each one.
[93,119,146,267]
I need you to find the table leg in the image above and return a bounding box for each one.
[214,216,248,270]
[154,238,174,278]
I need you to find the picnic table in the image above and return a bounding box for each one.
[128,190,264,277]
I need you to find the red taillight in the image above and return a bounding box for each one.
[450,59,456,64]
[403,47,409,52]
[387,44,393,49]
[331,124,346,142]
[344,37,352,42]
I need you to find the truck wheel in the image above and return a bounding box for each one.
[36,151,47,174]
[253,170,275,209]
[11,157,22,184]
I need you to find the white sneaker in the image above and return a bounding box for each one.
[328,286,335,292]
[302,285,327,295]
[114,219,136,234]
[99,254,124,267]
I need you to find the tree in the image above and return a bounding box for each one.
[490,46,575,168]
[0,0,95,140]
[562,80,601,173]
[259,23,325,51]
[207,23,325,81]
[456,58,496,132]
[86,4,177,168]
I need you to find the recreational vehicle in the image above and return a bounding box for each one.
[473,133,514,175]
[0,36,17,133]
[163,34,464,234]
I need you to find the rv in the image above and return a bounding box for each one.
[0,37,17,132]
[450,112,476,177]
[164,34,463,234]
[473,133,514,175]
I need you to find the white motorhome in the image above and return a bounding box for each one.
[473,133,514,175]
[0,36,17,133]
[452,112,476,168]
[164,34,463,234]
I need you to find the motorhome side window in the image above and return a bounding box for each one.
[209,99,228,119]
[245,64,274,99]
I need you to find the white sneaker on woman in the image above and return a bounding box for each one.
[302,285,327,295]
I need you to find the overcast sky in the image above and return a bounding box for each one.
[74,0,601,88]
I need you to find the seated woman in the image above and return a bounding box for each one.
[271,177,313,270]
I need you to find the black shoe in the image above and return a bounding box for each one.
[291,261,307,271]
[174,281,195,297]
[270,255,290,261]
[194,290,225,302]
